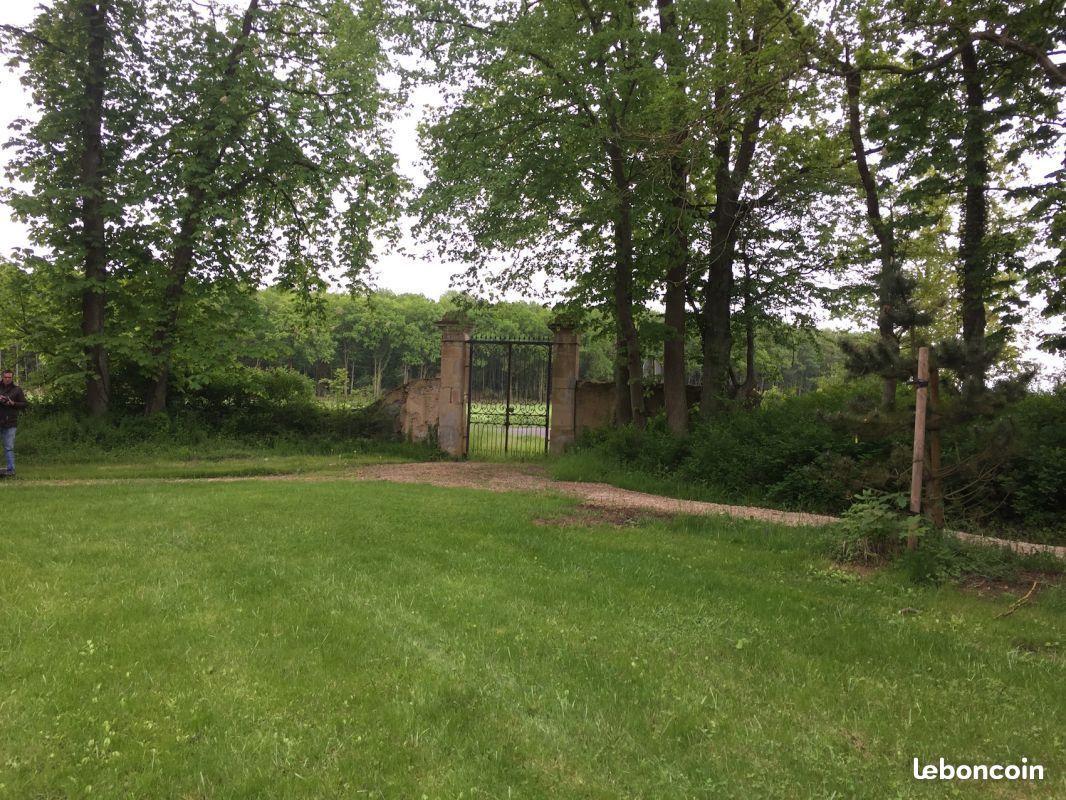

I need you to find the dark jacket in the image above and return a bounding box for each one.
[0,382,27,428]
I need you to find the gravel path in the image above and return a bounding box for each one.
[11,460,1063,557]
[354,461,839,527]
[354,461,1066,559]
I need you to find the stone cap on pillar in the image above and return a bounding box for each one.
[548,309,580,342]
[548,321,579,345]
[436,312,473,339]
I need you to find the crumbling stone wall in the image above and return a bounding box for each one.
[574,382,702,432]
[379,377,440,442]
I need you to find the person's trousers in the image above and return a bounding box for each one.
[1,426,15,473]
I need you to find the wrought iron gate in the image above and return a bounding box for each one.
[466,338,552,457]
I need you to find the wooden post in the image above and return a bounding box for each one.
[927,363,945,529]
[908,346,930,550]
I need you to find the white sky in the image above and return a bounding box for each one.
[1,0,1062,378]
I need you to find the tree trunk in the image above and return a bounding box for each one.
[582,10,646,430]
[700,240,735,416]
[606,139,646,428]
[145,195,201,414]
[958,39,989,400]
[143,0,260,413]
[656,0,689,435]
[844,62,899,411]
[372,348,391,399]
[698,110,760,418]
[700,169,739,415]
[373,359,383,399]
[613,348,632,425]
[740,253,757,404]
[80,0,110,416]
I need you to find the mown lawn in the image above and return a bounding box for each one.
[15,451,415,482]
[0,477,1062,798]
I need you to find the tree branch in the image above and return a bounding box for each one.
[0,23,70,55]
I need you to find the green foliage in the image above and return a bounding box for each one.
[995,392,1066,527]
[2,0,404,411]
[835,490,913,563]
[898,532,1064,588]
[577,381,895,510]
[18,371,402,462]
[832,493,1063,588]
[568,381,1066,540]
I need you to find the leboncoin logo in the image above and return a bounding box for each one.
[912,757,1045,782]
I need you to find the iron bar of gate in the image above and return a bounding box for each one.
[465,339,474,457]
[544,342,553,454]
[464,337,553,457]
[504,341,513,453]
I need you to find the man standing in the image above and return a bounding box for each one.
[0,370,27,477]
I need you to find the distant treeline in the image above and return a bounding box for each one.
[0,278,868,409]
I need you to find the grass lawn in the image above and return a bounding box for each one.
[0,476,1063,798]
[11,441,434,482]
[16,452,411,482]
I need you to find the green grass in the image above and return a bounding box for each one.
[0,477,1063,798]
[13,452,416,481]
[553,450,1066,549]
[467,425,549,459]
[11,440,437,481]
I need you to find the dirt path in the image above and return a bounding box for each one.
[353,462,1066,559]
[353,461,839,527]
[9,460,1064,558]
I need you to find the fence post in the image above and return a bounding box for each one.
[436,317,472,457]
[548,323,579,455]
[908,346,930,549]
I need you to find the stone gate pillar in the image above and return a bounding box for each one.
[436,317,472,457]
[549,323,579,454]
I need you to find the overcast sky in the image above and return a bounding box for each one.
[1,0,1062,378]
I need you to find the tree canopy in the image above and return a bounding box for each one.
[0,0,1062,418]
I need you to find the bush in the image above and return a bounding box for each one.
[897,531,1063,586]
[574,380,900,513]
[832,492,1061,586]
[835,490,916,563]
[16,398,400,463]
[994,392,1066,526]
[569,381,1066,539]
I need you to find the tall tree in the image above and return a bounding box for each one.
[785,0,929,409]
[4,0,400,414]
[2,0,148,413]
[139,0,400,412]
[871,0,1064,398]
[681,0,823,416]
[731,199,844,403]
[654,0,692,434]
[409,0,661,426]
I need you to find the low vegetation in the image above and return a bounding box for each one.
[557,380,1066,546]
[11,364,440,474]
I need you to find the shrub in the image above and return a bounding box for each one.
[994,392,1066,525]
[835,490,919,563]
[569,381,1066,539]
